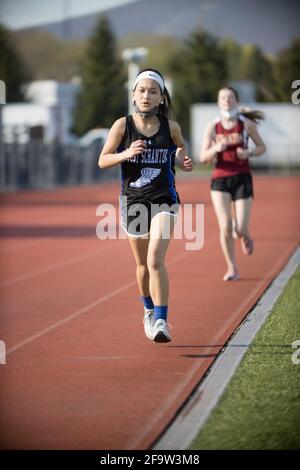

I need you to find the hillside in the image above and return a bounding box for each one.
[20,0,300,54]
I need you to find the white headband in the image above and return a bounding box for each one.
[133,71,165,92]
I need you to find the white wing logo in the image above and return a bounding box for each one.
[130,167,161,188]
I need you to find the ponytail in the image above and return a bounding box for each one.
[239,108,265,124]
[158,87,174,119]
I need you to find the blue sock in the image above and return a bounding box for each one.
[141,296,154,310]
[154,305,168,321]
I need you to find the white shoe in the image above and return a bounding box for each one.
[152,319,171,343]
[143,309,154,340]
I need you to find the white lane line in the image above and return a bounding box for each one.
[0,231,187,288]
[66,356,131,361]
[0,203,201,284]
[128,245,296,449]
[0,239,46,255]
[0,213,87,255]
[0,244,114,288]
[153,245,300,450]
[6,280,136,355]
[126,279,266,450]
[6,249,194,356]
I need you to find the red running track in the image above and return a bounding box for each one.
[0,175,299,449]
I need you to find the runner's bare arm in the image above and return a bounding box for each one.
[245,121,267,156]
[199,122,227,164]
[98,118,146,169]
[237,121,267,160]
[169,120,193,172]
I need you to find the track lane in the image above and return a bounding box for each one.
[0,176,299,449]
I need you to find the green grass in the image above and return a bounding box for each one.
[189,266,300,450]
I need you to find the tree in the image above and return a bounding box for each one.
[168,30,227,137]
[15,29,85,81]
[221,38,242,81]
[0,24,30,102]
[274,38,300,101]
[73,16,126,135]
[221,39,277,101]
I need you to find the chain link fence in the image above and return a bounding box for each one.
[0,140,118,192]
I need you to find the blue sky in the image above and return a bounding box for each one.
[0,0,140,29]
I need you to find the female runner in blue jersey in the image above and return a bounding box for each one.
[99,69,193,342]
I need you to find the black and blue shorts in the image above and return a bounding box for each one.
[120,194,180,238]
[211,173,253,201]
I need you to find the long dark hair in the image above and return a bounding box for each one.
[220,86,265,124]
[135,68,174,119]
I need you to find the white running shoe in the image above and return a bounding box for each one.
[152,319,171,343]
[143,309,154,340]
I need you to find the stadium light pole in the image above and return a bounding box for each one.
[122,48,148,115]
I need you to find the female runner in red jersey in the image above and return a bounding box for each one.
[200,86,266,281]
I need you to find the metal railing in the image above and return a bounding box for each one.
[0,140,118,192]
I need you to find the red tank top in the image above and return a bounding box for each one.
[212,117,250,179]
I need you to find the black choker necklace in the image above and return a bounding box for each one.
[133,103,159,118]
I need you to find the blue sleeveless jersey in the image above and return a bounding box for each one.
[118,115,179,203]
